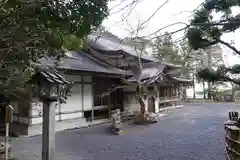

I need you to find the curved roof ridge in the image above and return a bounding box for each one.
[86,34,158,62]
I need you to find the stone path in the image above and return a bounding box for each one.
[12,103,236,160]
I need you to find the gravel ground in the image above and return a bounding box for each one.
[12,103,239,160]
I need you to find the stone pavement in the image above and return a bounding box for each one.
[11,103,236,160]
[26,118,110,137]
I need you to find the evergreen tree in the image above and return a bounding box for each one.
[0,0,109,95]
[186,0,240,84]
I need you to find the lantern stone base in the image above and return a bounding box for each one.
[111,109,122,135]
[225,121,240,160]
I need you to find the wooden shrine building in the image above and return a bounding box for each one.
[9,33,192,136]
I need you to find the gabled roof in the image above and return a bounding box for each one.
[35,51,131,76]
[86,34,158,62]
[86,34,183,69]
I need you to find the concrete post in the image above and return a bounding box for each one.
[42,100,55,160]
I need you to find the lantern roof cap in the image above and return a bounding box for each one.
[28,70,69,85]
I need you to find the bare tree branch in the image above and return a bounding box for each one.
[137,0,171,30]
[216,38,240,55]
[109,0,129,12]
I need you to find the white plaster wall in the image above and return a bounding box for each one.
[83,84,93,111]
[31,101,43,117]
[61,84,82,112]
[62,76,92,112]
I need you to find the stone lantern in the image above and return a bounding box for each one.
[28,70,69,160]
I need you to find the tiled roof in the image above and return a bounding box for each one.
[85,34,183,69]
[126,62,166,84]
[36,51,130,76]
[125,62,192,85]
[28,70,69,84]
[86,34,158,62]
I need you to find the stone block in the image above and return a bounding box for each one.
[229,111,238,121]
[111,109,122,135]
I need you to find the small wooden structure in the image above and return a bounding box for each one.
[224,111,240,160]
[28,70,69,160]
[0,104,15,160]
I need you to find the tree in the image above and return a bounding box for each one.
[0,0,109,95]
[153,32,181,63]
[186,0,240,85]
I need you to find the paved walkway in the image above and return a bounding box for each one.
[12,103,236,160]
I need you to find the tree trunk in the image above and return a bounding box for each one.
[193,74,196,99]
[202,81,206,99]
[207,83,212,99]
[136,86,145,115]
[207,52,212,99]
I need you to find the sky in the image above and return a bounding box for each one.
[103,0,240,66]
[102,0,240,96]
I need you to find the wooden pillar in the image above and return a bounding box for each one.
[170,87,172,98]
[158,86,161,99]
[175,84,177,97]
[91,77,94,122]
[41,97,57,160]
[91,107,94,122]
[155,91,160,113]
[166,88,168,97]
[167,87,169,98]
[81,76,84,118]
[164,87,167,107]
[178,84,180,97]
[57,86,61,122]
[173,85,175,97]
[164,87,166,98]
[108,95,111,119]
[166,88,168,98]
[167,88,170,98]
